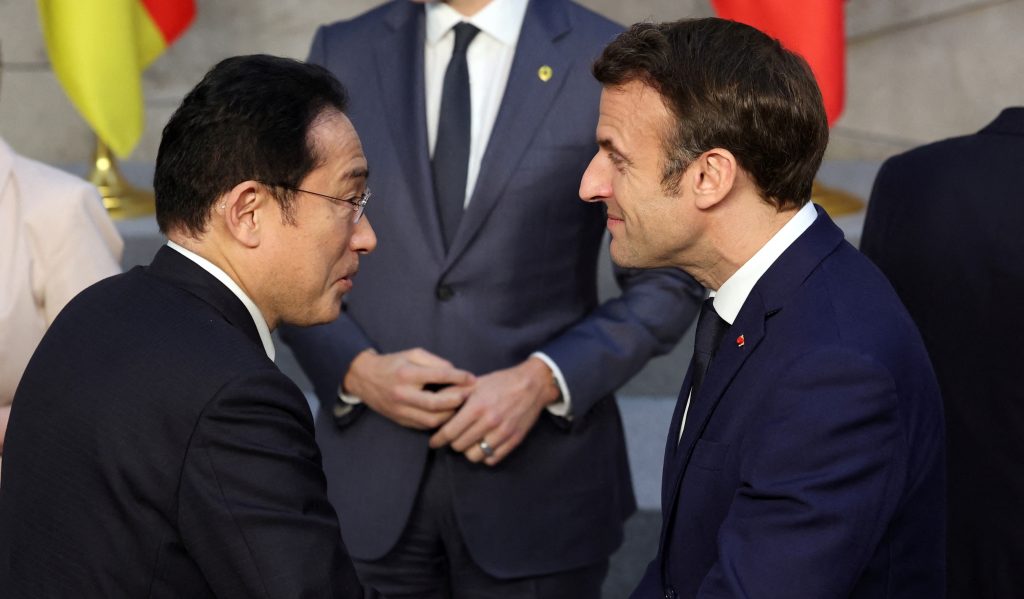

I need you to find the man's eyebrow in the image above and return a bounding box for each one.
[344,166,369,180]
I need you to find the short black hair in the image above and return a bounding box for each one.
[155,54,349,235]
[593,18,828,210]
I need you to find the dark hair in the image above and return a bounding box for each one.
[154,54,349,235]
[593,18,828,210]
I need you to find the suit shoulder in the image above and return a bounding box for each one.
[69,268,271,371]
[807,244,926,351]
[880,131,986,174]
[565,1,623,39]
[315,2,398,44]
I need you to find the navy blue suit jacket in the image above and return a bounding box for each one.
[0,247,362,598]
[862,108,1024,598]
[281,0,702,578]
[634,208,945,598]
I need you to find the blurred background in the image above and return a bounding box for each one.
[2,0,1021,166]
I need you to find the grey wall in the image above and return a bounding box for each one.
[2,0,1022,166]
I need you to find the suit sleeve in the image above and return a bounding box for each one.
[539,263,702,422]
[177,368,363,599]
[278,316,373,427]
[696,347,907,598]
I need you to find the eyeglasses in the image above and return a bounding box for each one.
[261,182,370,223]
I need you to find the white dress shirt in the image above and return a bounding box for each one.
[424,0,528,206]
[166,241,275,361]
[679,202,818,440]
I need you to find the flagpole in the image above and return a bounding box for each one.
[88,136,155,220]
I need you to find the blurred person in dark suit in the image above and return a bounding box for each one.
[281,0,703,596]
[0,55,377,598]
[582,18,946,598]
[861,107,1024,599]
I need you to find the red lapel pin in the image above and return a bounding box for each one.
[736,334,745,348]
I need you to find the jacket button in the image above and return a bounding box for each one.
[664,587,677,599]
[436,284,454,301]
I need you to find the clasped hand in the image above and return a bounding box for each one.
[345,350,559,466]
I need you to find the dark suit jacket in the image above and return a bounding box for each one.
[634,208,946,598]
[280,0,702,578]
[861,107,1024,599]
[0,247,362,598]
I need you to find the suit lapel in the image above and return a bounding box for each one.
[674,299,765,463]
[658,206,847,546]
[146,246,263,350]
[442,0,573,267]
[373,3,447,260]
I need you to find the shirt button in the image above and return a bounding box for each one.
[436,284,455,301]
[664,587,677,599]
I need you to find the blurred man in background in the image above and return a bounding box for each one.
[282,0,703,596]
[862,107,1024,599]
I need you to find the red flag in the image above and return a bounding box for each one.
[710,0,845,125]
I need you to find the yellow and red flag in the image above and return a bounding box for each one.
[37,0,196,157]
[710,0,845,125]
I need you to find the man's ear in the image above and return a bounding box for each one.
[216,180,266,248]
[691,148,737,210]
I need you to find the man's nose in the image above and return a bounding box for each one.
[579,152,610,204]
[352,216,377,254]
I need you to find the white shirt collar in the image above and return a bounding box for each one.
[165,240,276,361]
[425,0,528,47]
[711,202,818,325]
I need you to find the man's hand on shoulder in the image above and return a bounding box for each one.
[428,356,560,466]
[345,348,475,430]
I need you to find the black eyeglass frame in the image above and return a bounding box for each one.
[259,181,370,223]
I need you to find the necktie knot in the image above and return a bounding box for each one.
[451,23,480,55]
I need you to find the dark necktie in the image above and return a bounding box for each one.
[691,297,729,400]
[432,22,480,250]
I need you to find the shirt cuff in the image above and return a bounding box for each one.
[531,352,572,420]
[334,386,362,418]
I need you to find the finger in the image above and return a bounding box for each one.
[401,365,475,388]
[483,432,522,467]
[432,384,472,406]
[429,408,474,449]
[405,348,455,369]
[402,408,457,431]
[449,417,494,454]
[400,387,466,413]
[463,443,487,464]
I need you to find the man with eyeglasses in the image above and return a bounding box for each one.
[0,55,377,597]
[281,0,704,596]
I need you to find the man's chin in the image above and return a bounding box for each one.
[283,303,343,328]
[609,245,643,270]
